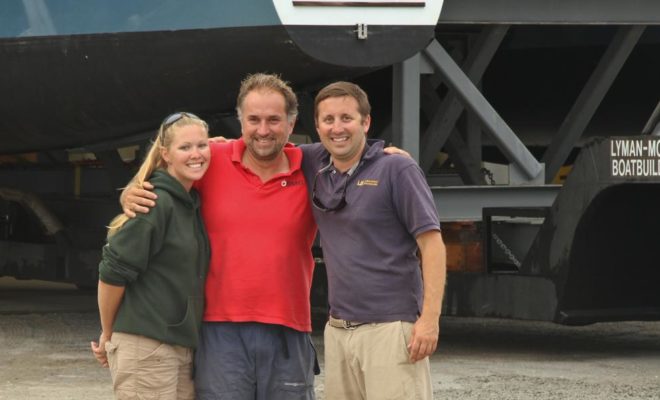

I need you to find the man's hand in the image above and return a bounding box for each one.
[384,145,411,158]
[407,314,439,363]
[90,332,111,368]
[208,136,231,144]
[121,181,157,218]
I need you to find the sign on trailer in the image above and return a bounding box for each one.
[609,138,660,178]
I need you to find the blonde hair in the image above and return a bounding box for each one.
[107,113,208,237]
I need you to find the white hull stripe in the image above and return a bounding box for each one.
[273,0,444,26]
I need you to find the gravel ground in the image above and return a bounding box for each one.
[1,278,659,399]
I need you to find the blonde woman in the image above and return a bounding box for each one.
[90,112,211,400]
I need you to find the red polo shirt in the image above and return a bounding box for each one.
[195,139,317,332]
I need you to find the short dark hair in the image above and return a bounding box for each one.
[314,81,371,120]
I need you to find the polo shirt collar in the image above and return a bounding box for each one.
[363,139,385,162]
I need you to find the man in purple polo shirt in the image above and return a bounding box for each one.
[300,81,447,400]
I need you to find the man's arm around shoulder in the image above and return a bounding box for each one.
[119,181,157,218]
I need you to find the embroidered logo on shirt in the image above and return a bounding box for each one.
[281,179,304,187]
[356,179,379,187]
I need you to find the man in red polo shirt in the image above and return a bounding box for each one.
[121,73,318,400]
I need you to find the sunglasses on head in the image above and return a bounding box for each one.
[159,112,201,145]
[161,112,201,129]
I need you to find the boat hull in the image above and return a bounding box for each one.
[1,26,374,153]
[1,0,442,154]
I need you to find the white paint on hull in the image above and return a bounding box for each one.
[273,0,443,26]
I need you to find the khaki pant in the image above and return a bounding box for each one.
[105,332,194,400]
[324,320,433,400]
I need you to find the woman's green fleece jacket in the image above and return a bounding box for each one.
[99,169,210,348]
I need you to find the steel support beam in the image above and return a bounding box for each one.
[439,0,660,25]
[431,185,560,222]
[465,105,482,167]
[423,39,543,181]
[420,82,484,184]
[542,25,646,182]
[445,131,485,185]
[420,25,509,173]
[642,101,660,136]
[392,54,421,161]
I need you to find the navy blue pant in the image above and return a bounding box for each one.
[194,322,317,400]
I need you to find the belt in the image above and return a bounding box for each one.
[328,315,367,330]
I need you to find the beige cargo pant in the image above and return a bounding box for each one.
[324,319,433,400]
[105,332,194,400]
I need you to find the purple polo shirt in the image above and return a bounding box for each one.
[301,140,441,323]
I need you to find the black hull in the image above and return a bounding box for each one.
[0,26,381,153]
[285,25,435,67]
[1,18,438,155]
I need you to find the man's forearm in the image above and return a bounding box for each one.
[417,230,446,320]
